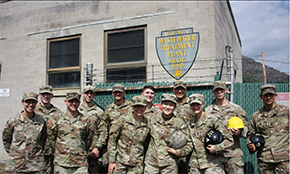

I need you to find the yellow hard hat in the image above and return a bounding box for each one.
[227,116,245,129]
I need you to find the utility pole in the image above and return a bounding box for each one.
[261,52,267,83]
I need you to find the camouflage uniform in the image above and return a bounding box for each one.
[248,85,289,174]
[205,101,248,173]
[144,104,161,121]
[2,92,47,173]
[79,103,108,174]
[35,103,61,173]
[102,84,132,173]
[188,112,234,173]
[108,96,150,174]
[174,97,193,123]
[144,94,193,174]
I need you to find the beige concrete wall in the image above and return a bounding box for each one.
[0,1,241,161]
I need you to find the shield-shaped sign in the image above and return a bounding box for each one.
[156,30,199,80]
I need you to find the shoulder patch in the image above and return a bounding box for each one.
[111,120,117,124]
[4,123,8,129]
[48,120,53,128]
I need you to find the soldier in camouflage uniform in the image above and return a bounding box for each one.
[48,92,95,174]
[79,85,108,174]
[35,85,61,174]
[172,80,193,122]
[172,80,193,174]
[102,84,132,173]
[108,95,150,174]
[2,92,47,174]
[141,85,161,120]
[247,84,289,174]
[144,94,193,174]
[205,81,248,174]
[186,93,234,174]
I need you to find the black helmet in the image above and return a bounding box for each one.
[249,133,265,154]
[204,129,224,147]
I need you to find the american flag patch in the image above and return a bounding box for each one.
[111,120,117,124]
[48,120,53,128]
[4,123,8,129]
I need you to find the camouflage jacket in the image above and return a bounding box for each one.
[49,111,94,167]
[35,103,61,156]
[174,97,193,123]
[144,104,161,121]
[188,112,234,169]
[248,103,289,163]
[2,112,47,172]
[79,104,108,150]
[108,112,150,166]
[104,99,132,127]
[145,113,192,167]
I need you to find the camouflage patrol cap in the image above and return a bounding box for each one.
[39,85,53,94]
[132,95,147,106]
[22,91,38,101]
[66,92,81,101]
[83,85,95,93]
[173,80,187,89]
[162,94,177,104]
[261,84,276,95]
[213,81,226,90]
[188,93,204,105]
[112,84,124,92]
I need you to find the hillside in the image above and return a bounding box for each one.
[242,55,289,83]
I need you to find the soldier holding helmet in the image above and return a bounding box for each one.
[247,84,289,173]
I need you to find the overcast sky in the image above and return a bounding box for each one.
[230,1,289,75]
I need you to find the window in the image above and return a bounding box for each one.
[47,35,81,89]
[105,26,147,83]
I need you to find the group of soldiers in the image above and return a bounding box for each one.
[2,80,289,174]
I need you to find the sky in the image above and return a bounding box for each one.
[230,1,289,75]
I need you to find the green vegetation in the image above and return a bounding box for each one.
[243,71,262,83]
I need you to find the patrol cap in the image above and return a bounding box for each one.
[132,95,147,106]
[188,93,204,105]
[39,85,53,94]
[213,81,226,90]
[261,84,276,95]
[83,85,95,93]
[66,92,81,101]
[112,84,124,93]
[161,94,177,104]
[173,80,187,89]
[22,91,38,102]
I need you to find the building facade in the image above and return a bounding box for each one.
[0,1,242,160]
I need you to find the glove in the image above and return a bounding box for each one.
[165,130,188,149]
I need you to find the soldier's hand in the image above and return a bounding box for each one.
[247,140,256,153]
[230,128,241,136]
[91,148,100,159]
[206,145,216,154]
[166,146,177,155]
[108,163,117,174]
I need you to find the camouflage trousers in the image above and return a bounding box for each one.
[224,156,244,174]
[144,162,178,174]
[189,164,225,174]
[54,164,88,174]
[258,160,289,174]
[45,155,54,174]
[5,170,45,174]
[88,156,100,174]
[112,162,144,174]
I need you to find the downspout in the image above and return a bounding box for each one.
[226,45,234,102]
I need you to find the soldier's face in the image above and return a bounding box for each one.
[141,88,155,103]
[213,88,227,100]
[22,99,37,113]
[65,99,80,112]
[112,91,125,101]
[260,93,277,105]
[132,105,146,117]
[39,93,53,104]
[83,91,96,104]
[173,87,187,99]
[161,101,176,117]
[190,102,204,115]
